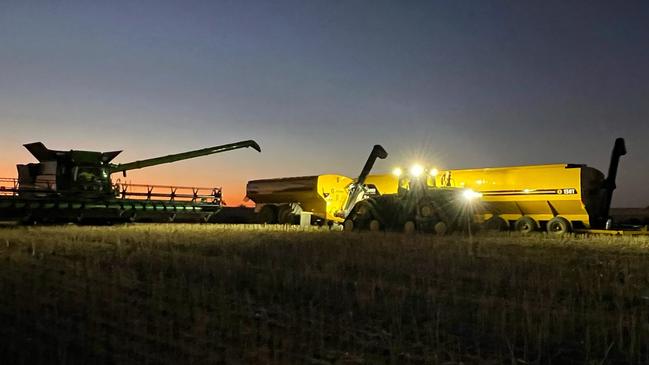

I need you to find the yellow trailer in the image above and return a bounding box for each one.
[435,137,627,234]
[364,174,399,195]
[246,174,353,224]
[434,164,605,231]
[246,145,388,225]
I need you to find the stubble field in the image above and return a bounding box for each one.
[1,224,649,364]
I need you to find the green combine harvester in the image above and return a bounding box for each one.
[0,140,260,224]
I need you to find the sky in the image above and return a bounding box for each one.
[1,0,648,206]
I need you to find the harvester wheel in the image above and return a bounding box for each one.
[434,221,448,235]
[514,216,538,234]
[404,221,416,234]
[343,219,354,232]
[369,219,381,232]
[258,205,278,224]
[547,216,572,235]
[484,216,509,231]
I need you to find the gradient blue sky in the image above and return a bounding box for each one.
[1,1,648,206]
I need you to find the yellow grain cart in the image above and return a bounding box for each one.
[247,145,388,225]
[434,138,627,233]
[364,174,399,195]
[434,164,605,231]
[246,174,353,224]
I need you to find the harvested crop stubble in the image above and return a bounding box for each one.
[1,224,649,364]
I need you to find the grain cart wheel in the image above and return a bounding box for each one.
[369,219,381,232]
[258,205,278,224]
[277,205,294,224]
[404,221,416,234]
[484,216,509,231]
[514,216,538,234]
[547,216,572,235]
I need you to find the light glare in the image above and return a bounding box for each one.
[463,189,483,201]
[409,164,424,177]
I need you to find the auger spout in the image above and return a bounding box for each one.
[110,140,261,173]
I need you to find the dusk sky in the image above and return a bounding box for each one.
[1,1,647,206]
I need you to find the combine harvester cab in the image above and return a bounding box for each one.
[0,140,261,224]
[435,138,628,234]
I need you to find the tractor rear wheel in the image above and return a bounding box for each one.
[404,221,416,234]
[434,221,448,235]
[369,219,381,232]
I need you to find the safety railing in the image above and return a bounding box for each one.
[0,178,19,196]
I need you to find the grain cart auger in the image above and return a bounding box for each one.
[0,140,261,224]
[343,163,480,234]
[337,144,389,219]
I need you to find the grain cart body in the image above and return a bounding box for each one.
[434,138,626,231]
[435,164,600,228]
[247,145,388,225]
[246,174,353,223]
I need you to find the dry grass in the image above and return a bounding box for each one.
[1,224,649,364]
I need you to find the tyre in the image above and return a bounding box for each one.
[277,205,294,224]
[258,205,278,224]
[404,221,416,234]
[369,219,381,232]
[346,201,374,230]
[547,216,572,235]
[343,219,354,232]
[434,221,448,235]
[484,216,509,231]
[514,216,538,234]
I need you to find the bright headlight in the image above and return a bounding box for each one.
[429,168,439,177]
[409,164,424,177]
[392,167,402,177]
[462,189,483,201]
